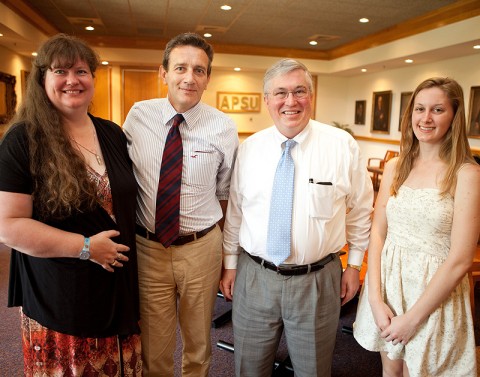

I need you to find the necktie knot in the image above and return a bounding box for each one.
[284,139,296,153]
[172,113,184,128]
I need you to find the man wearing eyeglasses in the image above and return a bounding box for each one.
[220,58,373,376]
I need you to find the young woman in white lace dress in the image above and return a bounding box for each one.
[354,77,480,377]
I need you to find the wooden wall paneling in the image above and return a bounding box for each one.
[91,66,111,120]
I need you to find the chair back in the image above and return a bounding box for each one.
[385,150,399,162]
[379,150,399,168]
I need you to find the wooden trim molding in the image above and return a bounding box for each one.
[3,0,59,36]
[238,132,254,139]
[354,136,400,145]
[328,0,480,60]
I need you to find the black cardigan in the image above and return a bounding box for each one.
[0,115,140,338]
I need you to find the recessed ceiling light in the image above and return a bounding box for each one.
[361,68,367,72]
[85,26,95,31]
[0,33,3,37]
[405,59,413,63]
[204,33,212,38]
[234,67,241,71]
[474,45,480,49]
[32,52,38,56]
[359,18,369,23]
[101,61,109,65]
[220,5,232,10]
[309,41,318,46]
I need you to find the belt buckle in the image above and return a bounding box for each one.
[276,265,294,275]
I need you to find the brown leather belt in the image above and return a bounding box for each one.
[242,248,342,276]
[135,224,216,246]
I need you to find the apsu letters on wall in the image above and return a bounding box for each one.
[217,92,261,113]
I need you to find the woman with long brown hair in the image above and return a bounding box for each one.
[354,77,479,376]
[0,34,141,376]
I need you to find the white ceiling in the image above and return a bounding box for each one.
[1,0,479,76]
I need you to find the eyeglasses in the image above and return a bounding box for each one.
[266,88,310,100]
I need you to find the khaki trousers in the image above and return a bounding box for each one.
[136,225,222,376]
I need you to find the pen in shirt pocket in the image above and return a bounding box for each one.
[309,178,333,185]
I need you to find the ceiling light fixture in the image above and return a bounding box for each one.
[85,26,95,31]
[405,59,413,63]
[359,18,369,23]
[474,45,480,50]
[204,33,212,38]
[220,5,232,10]
[101,61,109,65]
[32,52,38,56]
[0,33,3,37]
[361,68,367,72]
[309,41,318,46]
[234,67,241,71]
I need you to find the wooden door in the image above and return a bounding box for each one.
[122,68,168,122]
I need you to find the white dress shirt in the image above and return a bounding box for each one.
[123,98,239,234]
[223,120,373,269]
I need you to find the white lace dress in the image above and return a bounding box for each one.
[353,186,477,377]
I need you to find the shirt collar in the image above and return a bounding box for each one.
[272,120,311,147]
[163,100,203,130]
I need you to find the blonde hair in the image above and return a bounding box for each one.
[392,77,475,196]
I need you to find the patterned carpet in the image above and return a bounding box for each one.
[0,245,478,376]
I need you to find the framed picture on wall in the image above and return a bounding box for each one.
[354,100,366,125]
[371,90,392,133]
[398,92,412,131]
[468,86,480,138]
[21,70,30,97]
[0,71,16,126]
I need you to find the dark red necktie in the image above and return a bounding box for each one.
[155,114,184,247]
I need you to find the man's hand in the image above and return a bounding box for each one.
[340,267,360,305]
[219,268,236,301]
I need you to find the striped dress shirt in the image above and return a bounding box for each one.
[123,98,239,234]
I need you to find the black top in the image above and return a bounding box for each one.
[0,115,140,338]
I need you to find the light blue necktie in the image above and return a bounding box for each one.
[266,139,296,266]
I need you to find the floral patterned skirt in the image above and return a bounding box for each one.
[20,310,142,376]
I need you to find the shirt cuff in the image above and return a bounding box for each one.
[223,253,239,269]
[216,193,230,201]
[346,248,365,267]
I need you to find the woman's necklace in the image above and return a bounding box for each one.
[71,126,103,165]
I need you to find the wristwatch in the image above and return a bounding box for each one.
[79,237,91,260]
[347,263,361,272]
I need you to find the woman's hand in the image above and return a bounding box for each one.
[381,312,418,346]
[88,230,129,272]
[369,299,394,333]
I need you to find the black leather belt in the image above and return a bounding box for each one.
[243,248,342,276]
[135,224,216,246]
